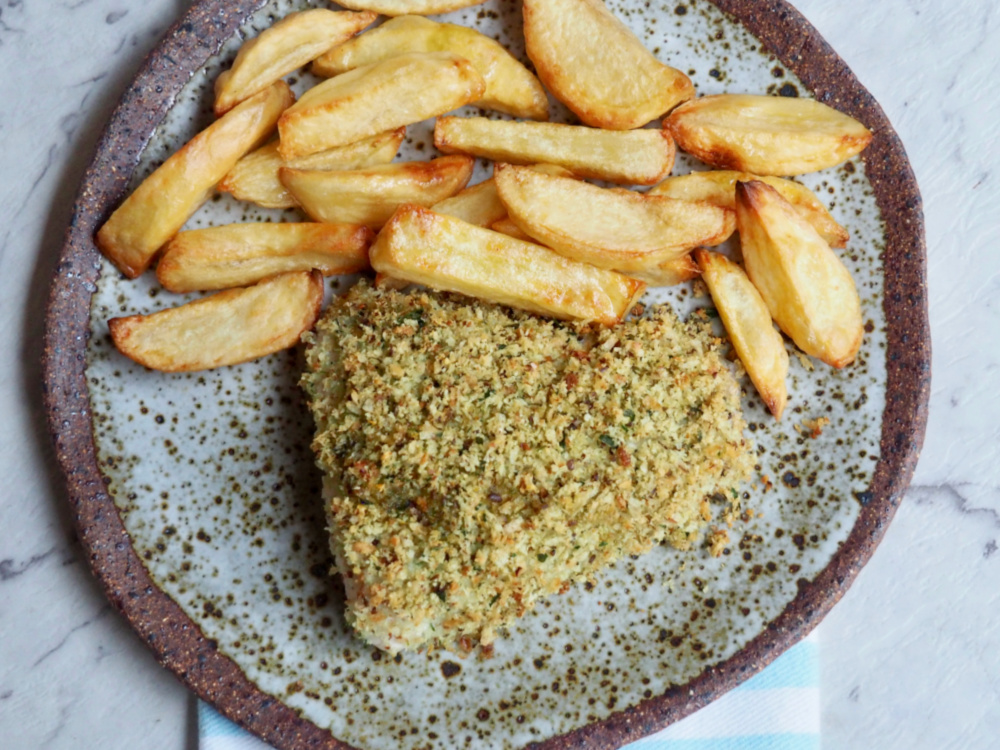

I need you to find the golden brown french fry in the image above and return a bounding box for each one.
[523,0,693,130]
[214,9,376,116]
[519,164,579,179]
[434,117,675,185]
[218,129,405,209]
[431,164,576,227]
[156,223,373,292]
[494,165,734,272]
[735,181,863,367]
[624,254,700,287]
[649,170,849,247]
[278,52,484,158]
[313,15,548,120]
[496,207,701,287]
[333,0,487,16]
[665,94,872,176]
[96,82,294,279]
[108,271,323,372]
[280,155,474,229]
[431,180,508,228]
[489,216,534,242]
[370,205,645,325]
[695,249,789,418]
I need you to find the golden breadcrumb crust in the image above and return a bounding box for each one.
[302,283,752,651]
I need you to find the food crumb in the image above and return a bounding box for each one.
[731,356,747,380]
[802,416,830,438]
[699,498,712,522]
[707,527,729,557]
[795,351,814,371]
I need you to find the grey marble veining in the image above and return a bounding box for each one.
[0,3,197,749]
[1,0,998,749]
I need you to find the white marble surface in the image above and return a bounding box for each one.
[0,1,997,748]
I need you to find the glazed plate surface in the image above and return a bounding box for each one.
[43,1,929,748]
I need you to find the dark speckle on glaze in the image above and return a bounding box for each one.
[43,0,928,748]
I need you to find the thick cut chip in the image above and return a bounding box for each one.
[333,0,487,16]
[624,254,700,288]
[665,94,872,176]
[156,223,373,293]
[109,271,323,372]
[314,16,548,120]
[696,249,789,418]
[431,164,576,227]
[369,205,645,325]
[302,283,752,651]
[434,117,675,185]
[277,52,484,158]
[494,165,734,272]
[218,129,405,209]
[431,179,508,228]
[489,216,534,242]
[214,9,376,116]
[96,82,294,278]
[735,181,863,367]
[281,156,474,229]
[650,170,849,247]
[523,0,693,129]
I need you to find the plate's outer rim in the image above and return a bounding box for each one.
[40,1,930,748]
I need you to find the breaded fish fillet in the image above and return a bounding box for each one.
[302,282,751,652]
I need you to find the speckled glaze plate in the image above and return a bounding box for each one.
[42,1,929,748]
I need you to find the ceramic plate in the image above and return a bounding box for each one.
[42,1,929,748]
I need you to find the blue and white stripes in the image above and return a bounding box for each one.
[622,632,819,750]
[200,632,819,750]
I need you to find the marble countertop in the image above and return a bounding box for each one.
[1,1,997,748]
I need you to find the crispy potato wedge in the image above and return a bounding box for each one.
[218,129,405,209]
[624,254,700,287]
[523,0,693,129]
[665,94,873,175]
[156,223,373,293]
[333,0,487,17]
[518,163,578,179]
[494,165,734,272]
[695,249,788,418]
[434,117,675,185]
[280,155,474,229]
[109,271,323,372]
[736,180,863,367]
[431,163,576,227]
[497,211,701,287]
[489,216,534,242]
[214,9,376,116]
[96,82,294,278]
[314,15,548,120]
[431,179,508,228]
[278,52,484,158]
[370,205,645,325]
[649,170,849,247]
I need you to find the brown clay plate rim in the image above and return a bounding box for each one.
[41,1,930,747]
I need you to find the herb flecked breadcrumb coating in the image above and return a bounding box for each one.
[301,282,752,652]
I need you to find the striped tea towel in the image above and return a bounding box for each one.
[200,631,819,750]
